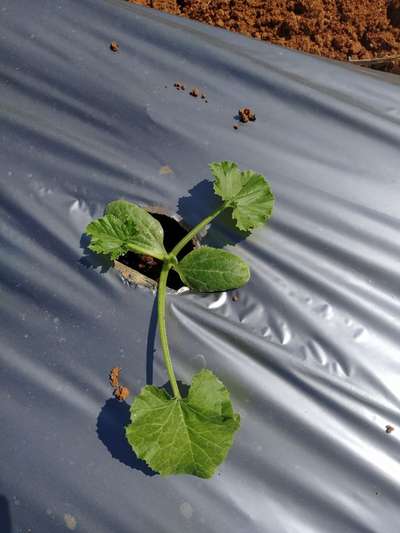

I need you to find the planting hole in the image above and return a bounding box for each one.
[117,213,195,290]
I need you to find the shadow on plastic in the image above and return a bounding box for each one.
[79,233,113,273]
[177,179,250,248]
[0,495,12,533]
[97,398,157,477]
[146,296,158,386]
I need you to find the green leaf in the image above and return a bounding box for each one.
[85,200,167,260]
[125,369,240,478]
[85,215,136,260]
[175,246,250,292]
[210,161,274,232]
[209,161,243,199]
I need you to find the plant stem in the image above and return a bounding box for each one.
[170,203,227,258]
[157,202,228,400]
[158,261,182,399]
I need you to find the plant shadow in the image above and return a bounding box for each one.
[177,179,250,248]
[146,295,158,386]
[162,380,190,398]
[79,233,112,273]
[97,398,157,476]
[0,495,12,533]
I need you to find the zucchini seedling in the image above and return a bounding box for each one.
[85,161,274,478]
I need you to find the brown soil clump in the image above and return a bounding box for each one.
[128,1,400,70]
[109,367,121,388]
[113,386,130,401]
[174,81,185,90]
[110,40,120,52]
[239,107,256,123]
[109,367,129,401]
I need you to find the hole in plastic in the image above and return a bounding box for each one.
[115,211,196,291]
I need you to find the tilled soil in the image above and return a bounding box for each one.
[128,0,400,71]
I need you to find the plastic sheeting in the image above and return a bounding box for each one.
[2,0,400,531]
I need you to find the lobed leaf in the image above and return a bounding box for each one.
[85,200,167,260]
[85,215,136,260]
[175,246,250,292]
[125,369,240,478]
[210,161,274,232]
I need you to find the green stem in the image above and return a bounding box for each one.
[126,244,165,261]
[158,261,182,399]
[157,201,228,400]
[170,203,227,258]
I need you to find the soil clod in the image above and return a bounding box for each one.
[385,424,395,434]
[109,367,130,401]
[239,107,256,123]
[174,81,185,90]
[109,367,121,388]
[113,386,130,402]
[137,255,159,271]
[110,41,120,52]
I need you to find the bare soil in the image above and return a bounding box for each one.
[127,0,400,73]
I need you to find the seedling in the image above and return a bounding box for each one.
[85,161,274,478]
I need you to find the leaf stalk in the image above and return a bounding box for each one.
[157,201,227,399]
[157,261,182,399]
[170,202,228,258]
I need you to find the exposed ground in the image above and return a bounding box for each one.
[127,0,400,73]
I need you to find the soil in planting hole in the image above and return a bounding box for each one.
[118,213,195,290]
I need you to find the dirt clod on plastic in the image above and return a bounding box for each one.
[385,424,395,433]
[109,367,129,401]
[109,367,121,388]
[239,107,256,123]
[110,41,120,52]
[113,386,130,402]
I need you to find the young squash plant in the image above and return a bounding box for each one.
[85,161,274,478]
